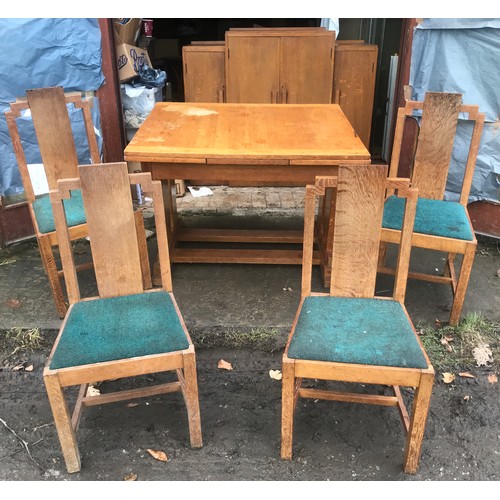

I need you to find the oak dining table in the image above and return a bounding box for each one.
[124,102,370,285]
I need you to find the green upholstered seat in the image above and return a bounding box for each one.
[32,189,86,234]
[287,296,428,369]
[383,195,474,241]
[49,291,189,370]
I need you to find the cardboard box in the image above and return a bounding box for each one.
[116,43,152,83]
[113,18,142,46]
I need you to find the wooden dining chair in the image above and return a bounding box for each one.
[281,164,434,474]
[44,162,202,473]
[5,86,151,318]
[379,92,485,325]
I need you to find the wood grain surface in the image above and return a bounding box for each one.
[124,103,369,162]
[411,92,462,199]
[330,163,388,297]
[79,163,143,298]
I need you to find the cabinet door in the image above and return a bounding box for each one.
[225,35,280,103]
[183,46,225,102]
[333,44,378,149]
[280,34,335,104]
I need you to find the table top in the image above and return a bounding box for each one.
[124,103,370,163]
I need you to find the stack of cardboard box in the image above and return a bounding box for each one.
[113,19,152,83]
[114,19,184,197]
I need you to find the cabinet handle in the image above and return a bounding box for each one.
[218,87,224,103]
[281,87,288,104]
[334,89,341,104]
[271,90,278,103]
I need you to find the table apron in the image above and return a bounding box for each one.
[142,161,370,184]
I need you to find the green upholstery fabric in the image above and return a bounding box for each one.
[287,296,428,369]
[32,189,86,234]
[49,291,189,369]
[383,195,473,241]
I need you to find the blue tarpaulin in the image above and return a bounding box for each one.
[410,18,500,203]
[0,18,104,197]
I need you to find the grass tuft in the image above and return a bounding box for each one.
[194,327,281,350]
[418,312,499,370]
[1,327,44,363]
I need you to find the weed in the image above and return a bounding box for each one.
[1,327,44,362]
[194,327,281,350]
[226,327,279,348]
[418,312,499,370]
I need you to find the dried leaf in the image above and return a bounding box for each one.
[269,369,282,381]
[440,337,453,352]
[86,385,100,397]
[444,335,454,342]
[442,373,456,384]
[496,269,500,278]
[126,402,139,408]
[463,395,470,401]
[218,359,233,371]
[6,298,21,309]
[472,344,493,367]
[147,449,168,462]
[435,318,442,327]
[13,362,34,372]
[123,472,137,481]
[488,374,498,384]
[458,372,475,379]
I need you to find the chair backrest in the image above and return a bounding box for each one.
[50,162,173,304]
[389,91,485,204]
[5,86,100,203]
[301,164,417,303]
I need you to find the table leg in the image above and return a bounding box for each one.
[162,179,179,243]
[153,179,180,286]
[318,187,336,288]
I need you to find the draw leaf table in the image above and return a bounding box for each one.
[124,102,370,286]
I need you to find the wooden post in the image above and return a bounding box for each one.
[97,18,126,163]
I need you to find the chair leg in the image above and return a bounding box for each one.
[449,243,476,326]
[181,351,203,448]
[38,236,67,319]
[443,252,456,278]
[403,371,434,474]
[44,374,81,473]
[281,358,296,460]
